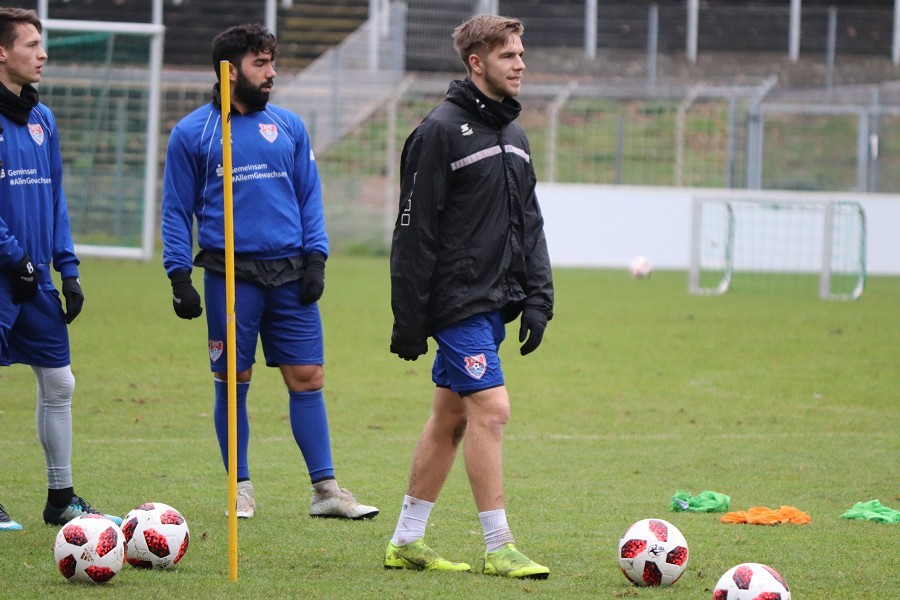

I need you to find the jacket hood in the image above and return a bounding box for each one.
[445,78,521,128]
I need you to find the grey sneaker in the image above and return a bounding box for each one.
[226,480,256,518]
[236,480,256,518]
[0,504,23,531]
[309,479,378,520]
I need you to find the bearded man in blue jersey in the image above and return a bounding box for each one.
[161,23,377,521]
[0,8,120,531]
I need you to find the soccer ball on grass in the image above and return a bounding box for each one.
[54,514,125,583]
[628,255,653,278]
[122,502,189,570]
[713,562,791,599]
[617,517,689,586]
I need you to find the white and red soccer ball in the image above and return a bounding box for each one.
[618,517,689,586]
[713,562,792,599]
[121,502,189,570]
[628,255,653,278]
[54,514,125,583]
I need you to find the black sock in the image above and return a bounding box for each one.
[48,487,75,508]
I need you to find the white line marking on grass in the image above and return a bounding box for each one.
[506,430,894,442]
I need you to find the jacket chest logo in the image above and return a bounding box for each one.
[460,123,473,137]
[259,123,278,143]
[29,124,44,146]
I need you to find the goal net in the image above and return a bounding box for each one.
[689,194,866,300]
[40,19,163,260]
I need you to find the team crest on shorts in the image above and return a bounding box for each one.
[29,124,44,145]
[259,123,278,142]
[463,353,487,380]
[209,340,223,362]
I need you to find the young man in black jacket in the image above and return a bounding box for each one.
[385,14,553,579]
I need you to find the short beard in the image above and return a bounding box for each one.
[234,71,270,112]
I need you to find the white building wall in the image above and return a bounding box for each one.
[538,184,900,276]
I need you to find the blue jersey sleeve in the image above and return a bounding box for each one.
[44,108,79,280]
[161,123,201,275]
[0,216,26,268]
[292,121,328,258]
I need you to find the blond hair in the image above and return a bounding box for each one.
[452,14,524,74]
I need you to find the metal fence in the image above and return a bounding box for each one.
[146,2,900,253]
[293,73,900,253]
[407,1,900,87]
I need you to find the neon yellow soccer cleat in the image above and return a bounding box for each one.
[384,539,471,572]
[482,543,550,579]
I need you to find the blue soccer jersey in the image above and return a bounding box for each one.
[0,102,79,288]
[1,101,78,367]
[161,102,329,274]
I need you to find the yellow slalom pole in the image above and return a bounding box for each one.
[219,60,239,583]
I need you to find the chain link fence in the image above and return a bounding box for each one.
[151,1,900,252]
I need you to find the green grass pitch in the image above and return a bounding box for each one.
[0,255,897,598]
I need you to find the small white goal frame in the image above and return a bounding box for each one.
[42,17,164,261]
[689,192,867,301]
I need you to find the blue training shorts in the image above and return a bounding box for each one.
[203,271,323,373]
[432,310,506,394]
[0,287,70,368]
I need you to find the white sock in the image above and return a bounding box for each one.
[390,495,433,546]
[479,508,515,552]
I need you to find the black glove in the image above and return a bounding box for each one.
[169,270,203,319]
[518,306,548,356]
[391,338,428,361]
[10,253,38,304]
[300,252,326,305]
[62,277,84,324]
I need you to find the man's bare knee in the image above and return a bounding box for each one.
[465,388,510,429]
[281,364,324,391]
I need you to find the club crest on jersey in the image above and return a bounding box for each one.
[29,124,44,145]
[209,340,223,362]
[463,353,487,380]
[259,123,278,143]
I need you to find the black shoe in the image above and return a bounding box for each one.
[42,495,122,526]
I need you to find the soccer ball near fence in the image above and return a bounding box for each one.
[713,563,791,599]
[54,514,125,583]
[617,518,689,586]
[122,502,189,570]
[629,255,653,278]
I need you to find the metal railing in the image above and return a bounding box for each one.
[103,1,900,253]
